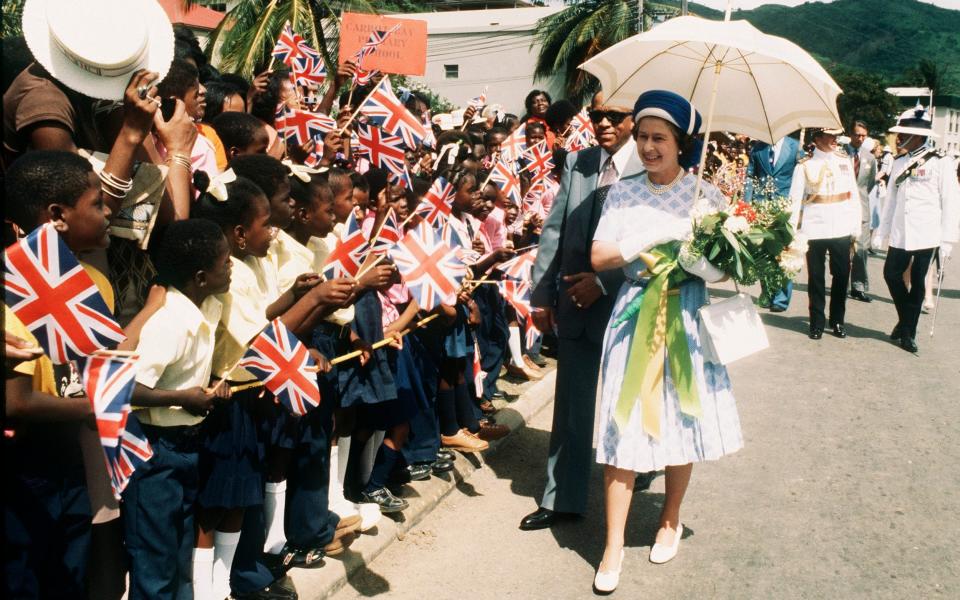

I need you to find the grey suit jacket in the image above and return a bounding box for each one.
[531,145,645,343]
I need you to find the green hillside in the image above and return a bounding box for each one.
[684,0,960,92]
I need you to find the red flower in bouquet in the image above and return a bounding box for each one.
[732,201,757,224]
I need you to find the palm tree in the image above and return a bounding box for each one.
[533,1,681,103]
[191,0,377,78]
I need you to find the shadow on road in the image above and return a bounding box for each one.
[484,425,686,570]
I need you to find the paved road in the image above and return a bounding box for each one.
[332,253,960,600]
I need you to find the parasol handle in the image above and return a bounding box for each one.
[692,63,724,203]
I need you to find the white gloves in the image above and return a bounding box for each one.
[618,220,691,264]
[941,242,953,261]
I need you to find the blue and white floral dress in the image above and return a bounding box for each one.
[594,172,744,473]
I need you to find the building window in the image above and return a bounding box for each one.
[444,64,459,79]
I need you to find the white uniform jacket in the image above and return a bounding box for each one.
[877,147,960,251]
[788,148,861,240]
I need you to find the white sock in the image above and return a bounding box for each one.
[337,437,351,484]
[508,326,525,368]
[328,446,357,515]
[263,480,287,554]
[212,531,240,600]
[192,547,214,600]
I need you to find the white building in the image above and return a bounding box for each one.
[407,6,566,115]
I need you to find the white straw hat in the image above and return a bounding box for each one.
[22,0,175,101]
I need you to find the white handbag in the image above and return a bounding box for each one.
[698,292,769,365]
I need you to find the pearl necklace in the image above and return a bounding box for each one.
[645,168,685,195]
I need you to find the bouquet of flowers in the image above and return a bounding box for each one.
[679,195,805,292]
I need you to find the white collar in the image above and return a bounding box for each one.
[600,138,637,178]
[165,287,222,335]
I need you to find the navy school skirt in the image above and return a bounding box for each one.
[198,388,265,509]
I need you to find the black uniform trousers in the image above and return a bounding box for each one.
[883,246,936,339]
[806,236,852,330]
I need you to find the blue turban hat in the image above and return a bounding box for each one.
[633,90,704,169]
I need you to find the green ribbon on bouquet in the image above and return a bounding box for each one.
[613,243,702,440]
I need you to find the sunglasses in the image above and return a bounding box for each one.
[588,110,631,125]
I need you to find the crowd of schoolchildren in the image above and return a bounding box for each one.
[2,16,581,600]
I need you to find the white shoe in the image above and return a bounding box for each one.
[593,549,624,593]
[649,523,683,564]
[357,502,382,532]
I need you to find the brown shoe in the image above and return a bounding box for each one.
[324,533,353,557]
[441,429,489,453]
[478,399,498,415]
[476,419,510,441]
[335,514,361,535]
[522,355,545,378]
[505,363,542,381]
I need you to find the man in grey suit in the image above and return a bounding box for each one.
[519,96,644,531]
[846,120,878,302]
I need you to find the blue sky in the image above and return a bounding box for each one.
[693,0,958,10]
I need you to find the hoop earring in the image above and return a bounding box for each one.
[238,238,246,250]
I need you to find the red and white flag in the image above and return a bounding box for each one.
[497,248,538,283]
[564,108,596,152]
[499,122,527,163]
[369,207,404,253]
[490,159,522,205]
[521,139,555,184]
[275,105,336,147]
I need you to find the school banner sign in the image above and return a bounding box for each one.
[338,12,428,76]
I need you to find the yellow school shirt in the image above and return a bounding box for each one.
[212,256,272,383]
[133,287,222,427]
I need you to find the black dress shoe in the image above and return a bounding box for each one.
[849,290,872,303]
[407,463,432,481]
[437,449,455,462]
[900,336,919,353]
[519,507,578,531]
[234,583,298,600]
[890,323,902,340]
[809,328,823,340]
[431,458,454,474]
[769,305,786,313]
[831,323,847,338]
[361,487,408,513]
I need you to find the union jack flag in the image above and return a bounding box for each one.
[272,22,304,65]
[353,66,378,86]
[4,224,125,364]
[472,339,486,399]
[391,165,413,191]
[291,38,327,87]
[239,319,321,417]
[522,180,548,220]
[322,212,370,280]
[353,25,401,67]
[490,159,522,205]
[499,123,527,163]
[498,279,540,350]
[355,124,407,178]
[521,140,555,184]
[415,177,454,225]
[360,78,428,150]
[564,108,596,152]
[276,105,336,147]
[115,416,154,490]
[467,91,487,110]
[390,224,467,311]
[79,353,152,499]
[369,207,403,253]
[436,218,480,266]
[497,248,538,282]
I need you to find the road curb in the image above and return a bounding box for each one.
[289,369,558,599]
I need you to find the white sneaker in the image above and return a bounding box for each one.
[593,548,624,593]
[357,502,382,532]
[649,523,683,564]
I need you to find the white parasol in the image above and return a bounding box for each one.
[579,14,843,145]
